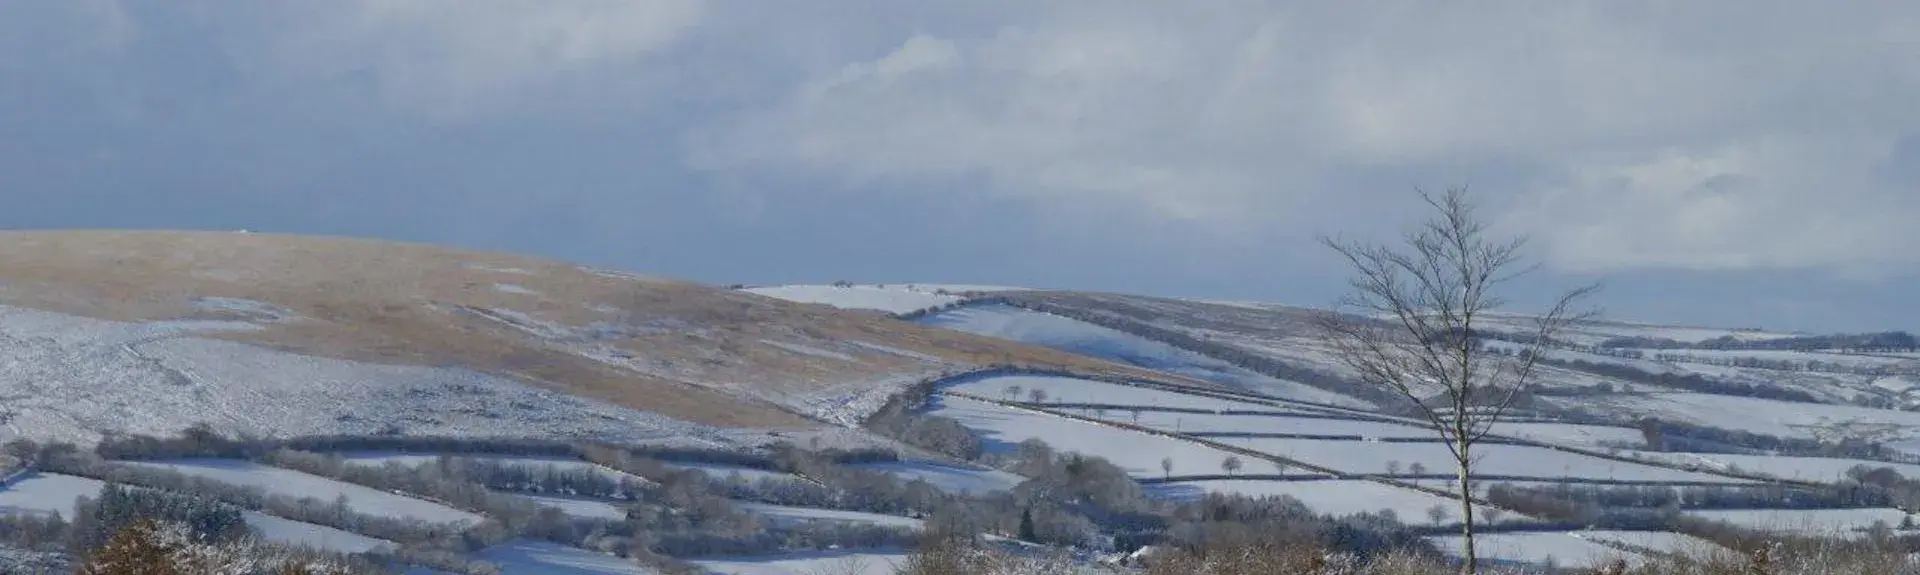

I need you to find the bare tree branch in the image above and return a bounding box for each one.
[1315,186,1599,575]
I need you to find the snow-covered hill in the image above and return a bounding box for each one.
[0,231,1178,445]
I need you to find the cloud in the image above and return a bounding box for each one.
[226,0,706,119]
[689,1,1920,275]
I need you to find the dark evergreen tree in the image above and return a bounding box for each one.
[1018,507,1038,542]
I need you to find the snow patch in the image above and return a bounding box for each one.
[465,264,534,275]
[759,340,856,362]
[919,304,1372,408]
[191,297,298,324]
[492,283,539,296]
[745,284,961,314]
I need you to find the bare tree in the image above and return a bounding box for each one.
[1221,456,1243,477]
[1427,503,1450,527]
[1386,460,1402,476]
[1271,459,1288,477]
[1317,187,1598,574]
[1005,384,1021,401]
[1409,462,1427,476]
[1028,388,1048,404]
[1161,457,1174,479]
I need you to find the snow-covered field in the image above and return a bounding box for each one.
[1483,422,1651,450]
[941,374,1305,415]
[848,461,1024,495]
[929,396,1296,478]
[1474,314,1799,347]
[339,452,652,485]
[693,551,909,575]
[0,472,104,517]
[1220,438,1743,482]
[1685,508,1910,535]
[119,459,484,524]
[1625,452,1920,482]
[1430,531,1641,569]
[1573,530,1723,555]
[1147,479,1516,525]
[1659,349,1917,369]
[920,304,1372,408]
[0,304,713,446]
[742,284,963,314]
[519,494,628,521]
[242,511,394,554]
[474,539,653,575]
[1092,410,1435,439]
[734,502,924,530]
[1592,392,1920,446]
[659,462,800,484]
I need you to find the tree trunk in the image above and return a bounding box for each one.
[1457,443,1477,574]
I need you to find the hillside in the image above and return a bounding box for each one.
[0,231,1178,444]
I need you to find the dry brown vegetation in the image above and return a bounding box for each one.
[0,230,1186,429]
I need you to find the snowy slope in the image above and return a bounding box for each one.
[1473,313,1799,347]
[1431,532,1642,569]
[519,494,628,521]
[1481,422,1650,451]
[120,459,484,524]
[242,511,394,554]
[1091,411,1436,439]
[659,462,799,483]
[474,540,655,575]
[693,551,909,575]
[1221,437,1743,482]
[742,285,962,314]
[1625,452,1920,482]
[1589,392,1920,446]
[919,304,1372,408]
[847,461,1024,495]
[1573,530,1723,555]
[941,374,1306,414]
[1685,508,1909,535]
[928,395,1285,478]
[0,304,719,446]
[0,472,104,518]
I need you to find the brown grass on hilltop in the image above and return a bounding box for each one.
[0,230,1192,429]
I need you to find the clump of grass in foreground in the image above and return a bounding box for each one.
[890,531,1920,574]
[1620,537,1920,575]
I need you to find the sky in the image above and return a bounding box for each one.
[1,1,1916,333]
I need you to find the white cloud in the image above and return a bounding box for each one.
[240,0,706,118]
[690,1,1920,274]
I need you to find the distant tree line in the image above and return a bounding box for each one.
[1598,331,1919,353]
